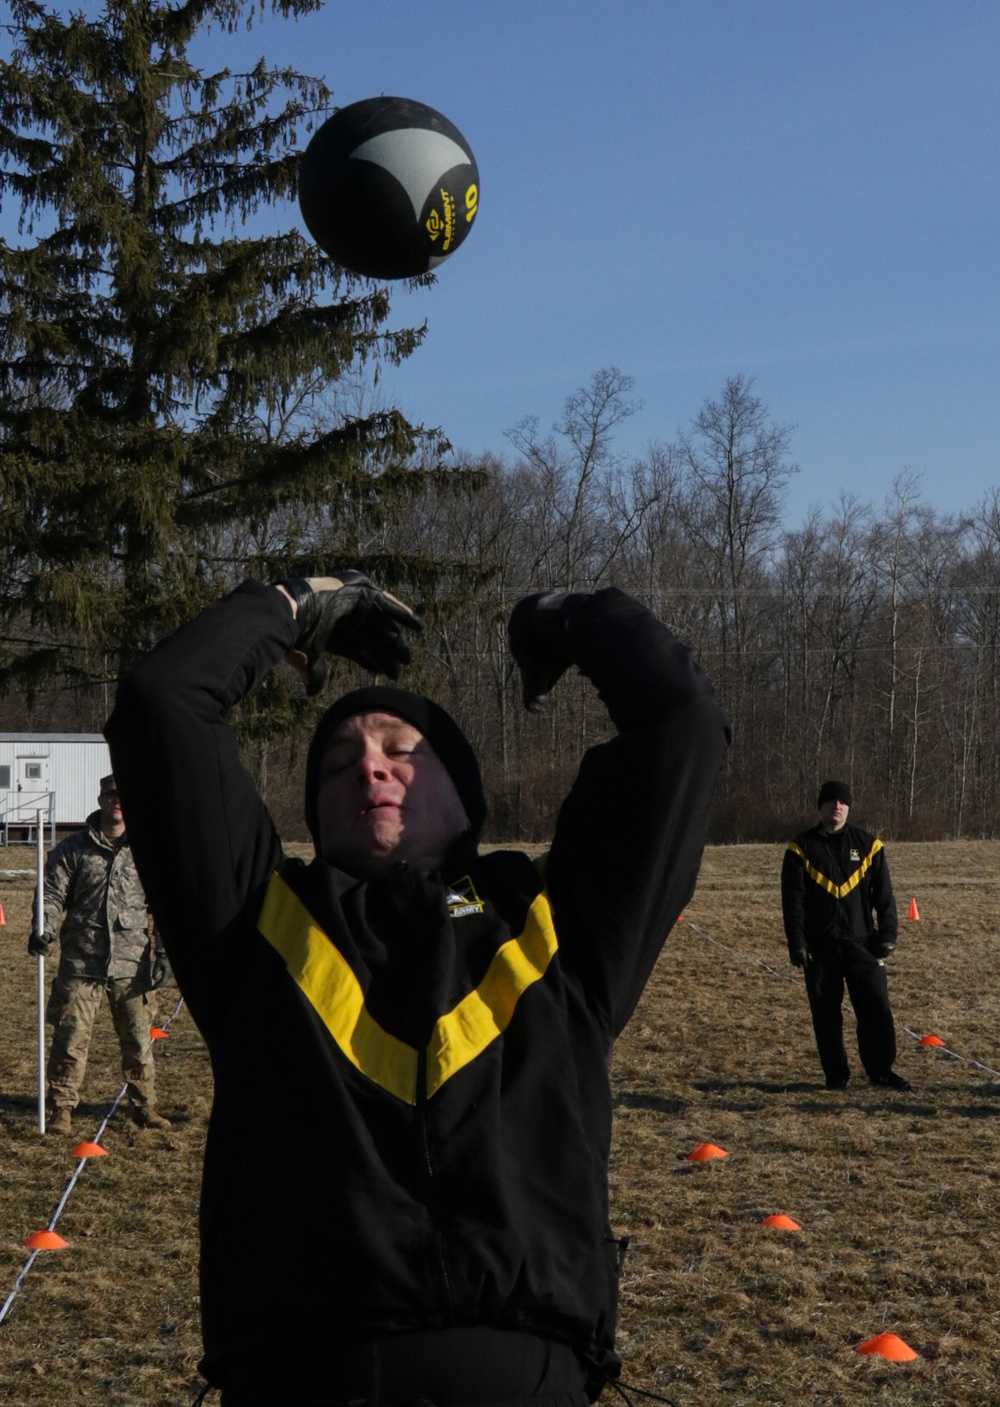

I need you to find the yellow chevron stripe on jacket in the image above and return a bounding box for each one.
[786,838,883,899]
[257,870,558,1105]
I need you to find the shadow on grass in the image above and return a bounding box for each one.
[609,1081,946,1118]
[792,1096,941,1117]
[614,1089,688,1115]
[0,1093,37,1114]
[616,1080,955,1121]
[0,1092,193,1131]
[951,1100,1000,1117]
[690,1078,817,1095]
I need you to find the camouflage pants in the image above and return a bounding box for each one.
[46,974,158,1112]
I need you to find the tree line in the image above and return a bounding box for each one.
[8,348,1000,845]
[1,3,997,843]
[369,369,1000,845]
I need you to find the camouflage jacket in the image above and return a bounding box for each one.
[34,812,156,982]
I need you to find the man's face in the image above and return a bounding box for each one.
[98,788,124,833]
[819,799,850,833]
[315,711,470,878]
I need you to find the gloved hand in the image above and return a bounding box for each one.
[28,933,51,957]
[149,953,172,990]
[279,574,423,695]
[507,590,587,712]
[789,947,810,969]
[875,941,896,960]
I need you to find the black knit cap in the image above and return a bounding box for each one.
[304,685,487,849]
[817,779,852,809]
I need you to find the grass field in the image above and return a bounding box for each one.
[1,841,998,1406]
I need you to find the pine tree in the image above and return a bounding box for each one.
[0,0,452,717]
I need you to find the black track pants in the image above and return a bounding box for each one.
[217,1326,592,1407]
[803,939,897,1082]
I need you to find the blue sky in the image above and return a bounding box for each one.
[16,2,1000,526]
[227,0,996,527]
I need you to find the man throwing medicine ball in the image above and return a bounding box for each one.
[105,572,729,1406]
[781,779,910,1093]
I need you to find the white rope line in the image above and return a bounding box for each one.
[683,920,804,983]
[0,1253,40,1325]
[0,992,186,1328]
[900,1026,1000,1080]
[685,918,1000,1076]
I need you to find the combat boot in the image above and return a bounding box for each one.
[133,1106,172,1130]
[47,1107,73,1136]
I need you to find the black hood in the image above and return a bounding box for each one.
[304,685,487,853]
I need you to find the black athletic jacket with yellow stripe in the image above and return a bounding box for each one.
[781,823,898,959]
[105,582,730,1395]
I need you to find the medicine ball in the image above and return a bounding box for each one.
[298,95,480,280]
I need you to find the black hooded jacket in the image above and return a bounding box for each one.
[105,582,729,1394]
[781,821,898,959]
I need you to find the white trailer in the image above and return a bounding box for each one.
[0,733,112,844]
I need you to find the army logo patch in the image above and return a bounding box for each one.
[447,877,485,919]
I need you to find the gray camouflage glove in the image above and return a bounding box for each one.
[507,590,588,712]
[28,932,51,958]
[279,574,423,694]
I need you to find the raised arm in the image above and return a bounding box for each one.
[105,576,422,1034]
[104,583,297,1028]
[509,588,731,1034]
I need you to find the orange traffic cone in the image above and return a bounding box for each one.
[907,898,920,920]
[855,1332,919,1361]
[760,1214,801,1230]
[70,1141,108,1159]
[686,1142,728,1162]
[0,904,6,924]
[22,1230,68,1250]
[918,1034,945,1047]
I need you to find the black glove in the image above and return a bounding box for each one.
[149,953,172,990]
[507,590,587,712]
[875,941,896,961]
[28,933,51,957]
[279,574,423,694]
[789,947,810,969]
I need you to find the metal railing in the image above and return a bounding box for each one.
[0,792,57,846]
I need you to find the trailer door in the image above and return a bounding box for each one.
[16,753,51,817]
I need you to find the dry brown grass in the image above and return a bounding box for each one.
[1,842,999,1405]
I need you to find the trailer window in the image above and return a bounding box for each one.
[0,766,9,788]
[25,763,42,780]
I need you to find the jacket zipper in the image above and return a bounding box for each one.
[394,858,455,1312]
[417,1032,454,1311]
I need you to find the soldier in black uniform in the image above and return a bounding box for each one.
[781,779,910,1092]
[106,574,730,1406]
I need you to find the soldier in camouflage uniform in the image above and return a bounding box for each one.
[28,775,172,1135]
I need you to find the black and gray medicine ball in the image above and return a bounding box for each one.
[298,95,480,280]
